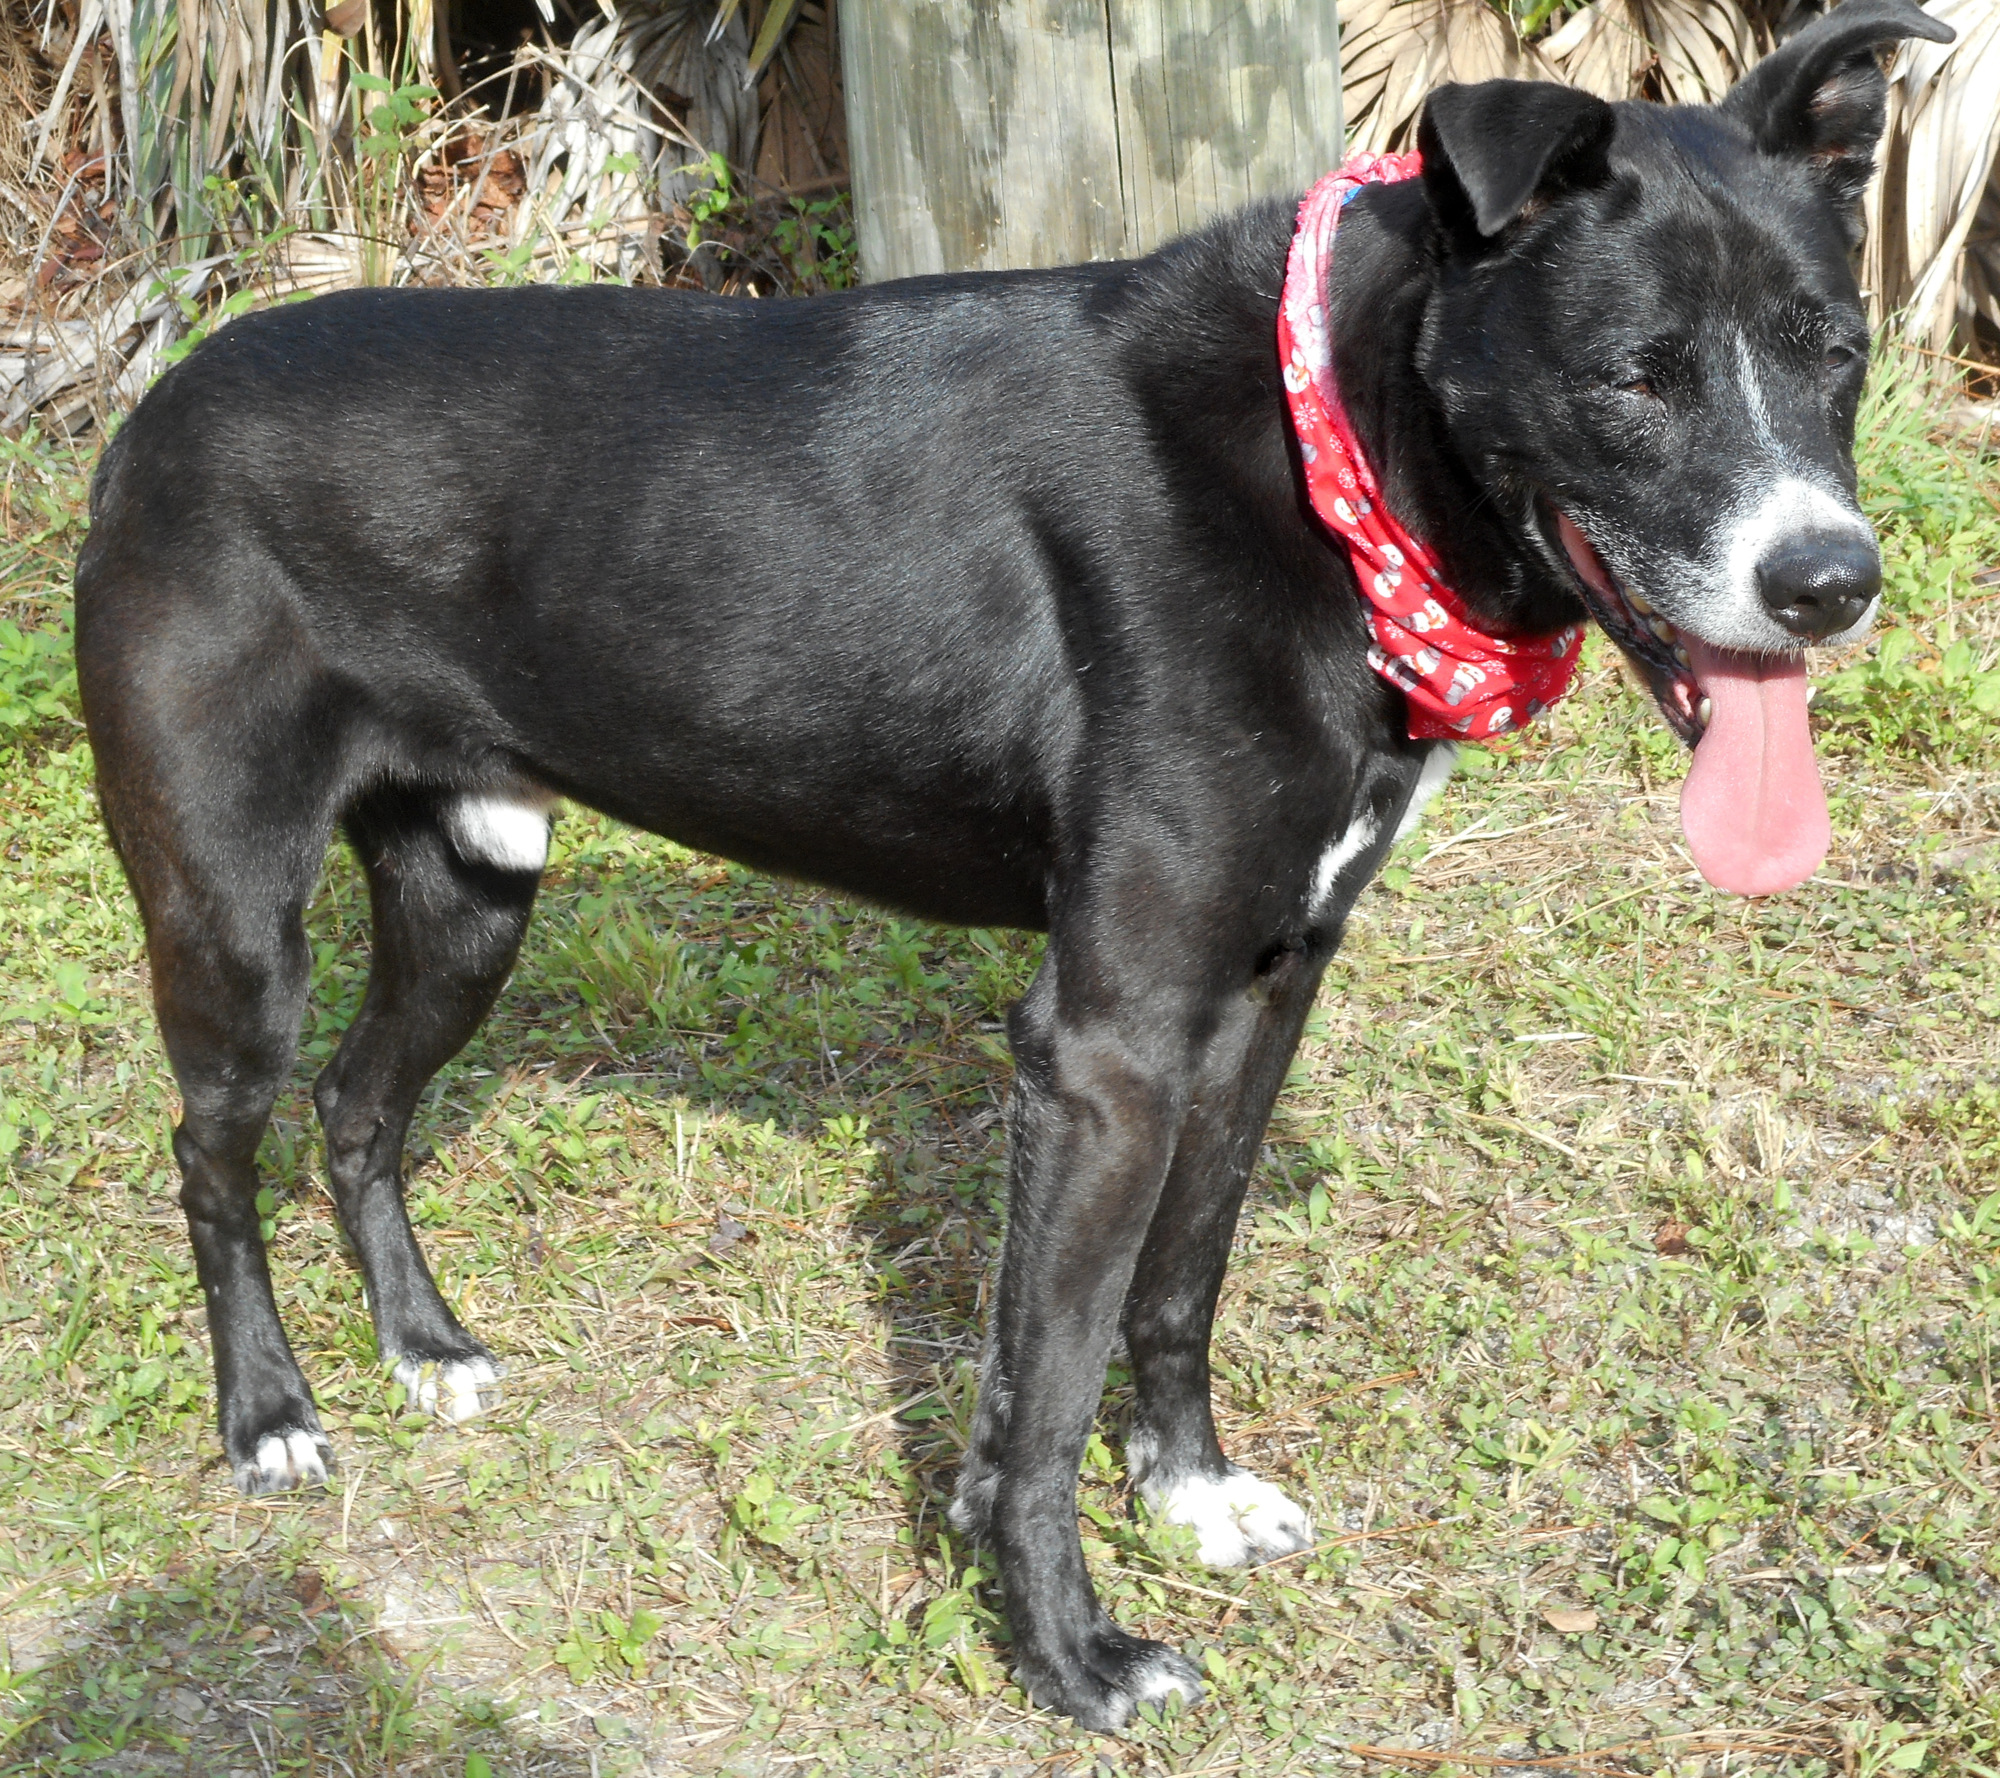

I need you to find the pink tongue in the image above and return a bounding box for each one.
[1679,637,1828,896]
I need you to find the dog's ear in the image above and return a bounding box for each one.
[1417,80,1616,239]
[1722,0,1955,221]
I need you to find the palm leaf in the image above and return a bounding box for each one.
[1863,0,2000,348]
[1541,0,1652,97]
[1340,0,1554,153]
[745,0,798,79]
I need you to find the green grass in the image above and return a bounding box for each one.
[0,352,1996,1777]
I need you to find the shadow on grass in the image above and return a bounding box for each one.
[253,842,1047,1681]
[352,843,1027,1469]
[3,1560,592,1775]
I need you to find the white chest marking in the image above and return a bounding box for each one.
[443,795,553,874]
[1392,742,1458,845]
[1309,812,1379,914]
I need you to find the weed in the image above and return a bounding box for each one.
[774,193,860,293]
[683,152,737,257]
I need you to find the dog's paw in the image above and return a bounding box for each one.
[1020,1625,1203,1732]
[391,1354,503,1425]
[232,1425,336,1496]
[1143,1465,1313,1568]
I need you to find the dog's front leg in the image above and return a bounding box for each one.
[1121,941,1329,1566]
[949,954,1209,1730]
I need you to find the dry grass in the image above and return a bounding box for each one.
[0,1,852,436]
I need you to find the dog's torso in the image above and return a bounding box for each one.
[83,220,1424,943]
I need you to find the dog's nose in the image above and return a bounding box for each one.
[1756,531,1880,640]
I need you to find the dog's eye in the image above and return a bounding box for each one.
[1823,344,1862,374]
[1620,377,1659,400]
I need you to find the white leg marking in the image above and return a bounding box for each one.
[1142,1465,1314,1568]
[1392,742,1458,845]
[393,1355,503,1425]
[1124,1426,1161,1480]
[443,796,552,873]
[240,1428,332,1493]
[1309,812,1380,914]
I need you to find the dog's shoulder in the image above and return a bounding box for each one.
[1103,201,1296,385]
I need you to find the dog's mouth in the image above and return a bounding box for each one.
[1547,505,1829,898]
[1548,508,1705,746]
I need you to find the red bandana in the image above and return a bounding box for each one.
[1278,152,1581,741]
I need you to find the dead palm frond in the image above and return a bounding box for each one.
[1339,0,1781,148]
[1862,0,2000,347]
[29,0,313,247]
[4,0,821,424]
[18,0,795,271]
[1542,0,1764,103]
[522,0,756,260]
[1341,0,1555,154]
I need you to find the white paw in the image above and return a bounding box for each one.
[947,1462,999,1539]
[1127,1648,1204,1709]
[236,1427,334,1495]
[392,1355,503,1425]
[1143,1465,1314,1568]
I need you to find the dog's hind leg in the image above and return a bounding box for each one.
[312,786,544,1423]
[80,618,341,1494]
[1119,941,1330,1568]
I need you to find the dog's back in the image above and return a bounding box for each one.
[81,278,1134,925]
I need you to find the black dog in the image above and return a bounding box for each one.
[74,0,1947,1729]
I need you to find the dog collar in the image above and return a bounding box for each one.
[1278,152,1581,742]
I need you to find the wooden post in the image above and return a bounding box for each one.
[839,1,1342,281]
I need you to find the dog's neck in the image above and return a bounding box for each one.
[1324,183,1584,641]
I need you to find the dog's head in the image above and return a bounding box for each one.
[1408,0,1954,894]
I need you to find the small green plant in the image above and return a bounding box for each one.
[151,209,303,372]
[684,151,736,255]
[0,614,78,739]
[1816,618,2000,765]
[553,1606,664,1684]
[352,67,440,286]
[727,1467,822,1552]
[774,193,859,292]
